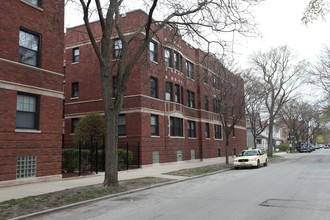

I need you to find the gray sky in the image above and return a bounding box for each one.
[65,0,330,65]
[234,0,330,65]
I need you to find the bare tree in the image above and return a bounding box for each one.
[308,46,330,96]
[215,64,246,164]
[244,74,268,149]
[278,99,312,151]
[249,45,304,156]
[302,0,330,24]
[69,0,261,186]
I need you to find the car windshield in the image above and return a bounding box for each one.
[239,150,258,156]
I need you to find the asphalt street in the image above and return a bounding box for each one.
[34,149,330,220]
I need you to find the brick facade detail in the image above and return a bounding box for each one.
[0,0,64,182]
[64,10,247,166]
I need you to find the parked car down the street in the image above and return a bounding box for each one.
[233,149,268,169]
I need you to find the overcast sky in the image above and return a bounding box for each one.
[234,0,330,65]
[65,0,330,65]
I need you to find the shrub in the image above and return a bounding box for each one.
[62,148,90,172]
[118,148,133,170]
[63,148,133,172]
[62,149,79,172]
[275,143,290,152]
[73,112,106,146]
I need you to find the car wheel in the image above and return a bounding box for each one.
[257,160,260,168]
[264,159,268,166]
[234,167,239,170]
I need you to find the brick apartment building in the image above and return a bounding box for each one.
[0,0,64,183]
[64,10,247,166]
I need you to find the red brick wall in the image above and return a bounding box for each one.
[64,10,247,166]
[0,0,64,181]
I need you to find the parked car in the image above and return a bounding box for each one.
[299,144,312,153]
[233,149,268,169]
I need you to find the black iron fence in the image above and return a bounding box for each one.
[62,136,140,177]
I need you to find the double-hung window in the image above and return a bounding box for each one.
[187,90,195,108]
[149,41,158,62]
[170,117,183,137]
[213,98,221,113]
[71,82,79,98]
[151,115,159,136]
[72,47,79,63]
[164,48,172,68]
[186,61,194,79]
[174,84,181,103]
[214,124,222,139]
[150,77,158,98]
[19,29,40,67]
[113,39,122,59]
[71,118,79,133]
[203,68,208,84]
[204,96,209,111]
[118,114,126,136]
[174,51,182,71]
[188,120,196,138]
[213,74,220,89]
[16,93,39,130]
[165,82,173,101]
[205,123,210,138]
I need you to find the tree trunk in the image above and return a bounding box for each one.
[225,135,230,165]
[103,110,119,187]
[267,119,274,156]
[99,63,121,187]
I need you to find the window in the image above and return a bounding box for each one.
[71,82,79,98]
[16,93,39,130]
[151,115,159,136]
[24,0,41,7]
[205,123,210,138]
[72,47,79,63]
[152,151,160,164]
[203,68,208,84]
[204,96,209,111]
[186,61,194,79]
[16,156,36,179]
[257,139,262,144]
[19,29,40,67]
[214,124,222,139]
[213,98,221,113]
[213,74,220,89]
[187,90,195,108]
[113,39,122,59]
[165,82,173,101]
[170,117,183,137]
[164,47,172,68]
[149,41,158,62]
[188,120,196,138]
[174,51,182,71]
[118,114,126,136]
[71,118,79,133]
[150,77,158,98]
[174,84,181,103]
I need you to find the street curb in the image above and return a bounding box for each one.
[11,167,233,220]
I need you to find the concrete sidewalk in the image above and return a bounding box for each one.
[0,157,231,203]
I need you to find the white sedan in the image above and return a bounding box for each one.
[233,149,268,169]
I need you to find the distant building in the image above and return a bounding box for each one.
[64,10,247,166]
[0,0,64,183]
[247,122,289,151]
